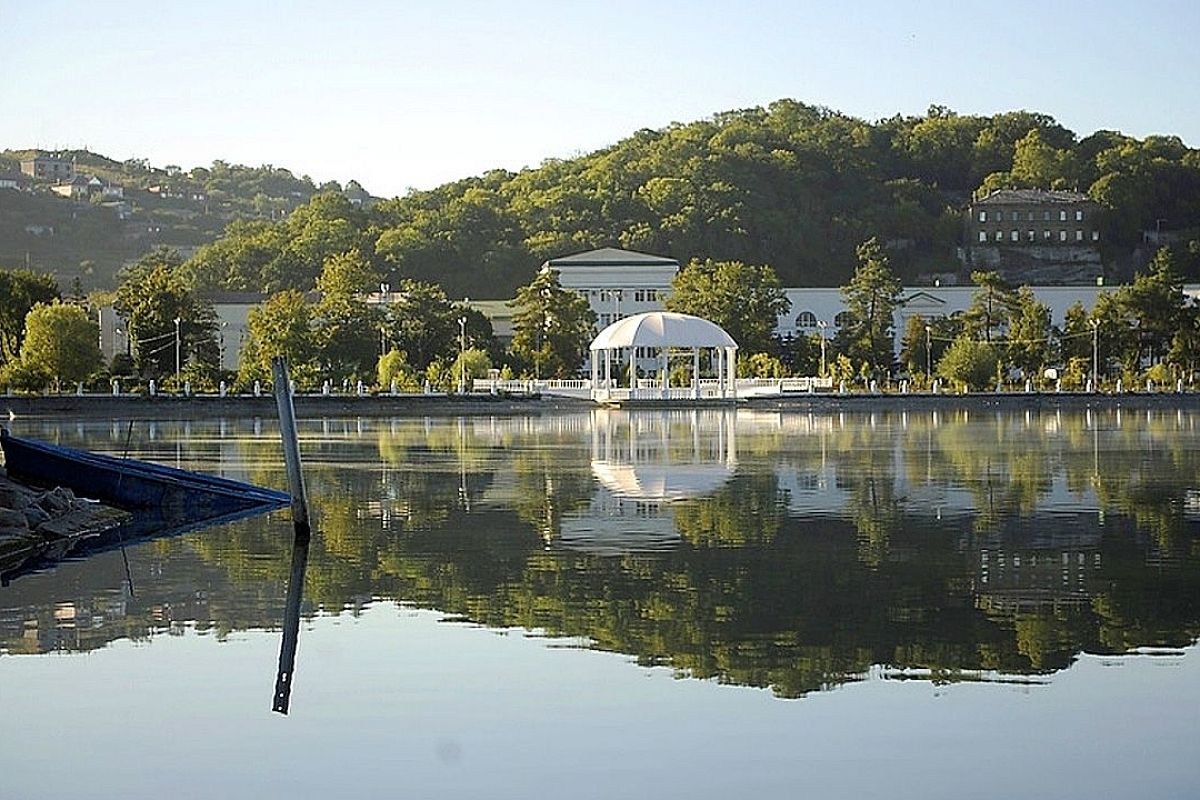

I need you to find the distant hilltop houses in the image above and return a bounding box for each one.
[16,151,126,203]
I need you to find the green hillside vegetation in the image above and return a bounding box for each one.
[0,148,372,290]
[5,100,1200,300]
[179,101,1200,299]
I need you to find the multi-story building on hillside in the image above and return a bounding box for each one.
[961,189,1104,284]
[20,153,75,182]
[966,189,1102,246]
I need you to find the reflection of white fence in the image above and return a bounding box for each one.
[474,376,834,401]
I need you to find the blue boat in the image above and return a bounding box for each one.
[1,428,292,582]
[1,428,290,517]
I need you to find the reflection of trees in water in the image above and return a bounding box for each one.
[673,473,787,548]
[4,411,1200,698]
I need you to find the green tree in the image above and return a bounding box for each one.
[937,336,1001,391]
[739,352,787,378]
[665,258,790,356]
[1120,247,1184,366]
[113,248,218,380]
[313,249,382,383]
[17,302,102,391]
[1007,286,1052,381]
[509,269,596,378]
[837,238,902,377]
[382,280,457,371]
[448,347,493,392]
[237,290,317,388]
[0,268,59,364]
[377,348,421,392]
[898,314,932,378]
[1057,301,1091,364]
[962,270,1019,343]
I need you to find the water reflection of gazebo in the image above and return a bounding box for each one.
[556,410,740,554]
[589,312,739,403]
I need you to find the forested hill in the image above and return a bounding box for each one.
[181,100,1200,298]
[8,100,1200,297]
[0,148,372,290]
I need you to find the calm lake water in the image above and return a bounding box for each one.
[2,408,1199,799]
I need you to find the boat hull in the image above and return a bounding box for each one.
[0,428,290,517]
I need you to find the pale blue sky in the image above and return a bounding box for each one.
[3,0,1197,197]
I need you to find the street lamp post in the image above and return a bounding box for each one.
[925,325,932,382]
[816,320,827,377]
[458,315,467,394]
[174,316,182,390]
[1091,318,1100,392]
[379,283,391,358]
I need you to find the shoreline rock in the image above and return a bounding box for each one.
[0,470,131,574]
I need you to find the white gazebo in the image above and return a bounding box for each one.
[589,311,738,402]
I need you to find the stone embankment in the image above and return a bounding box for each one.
[0,471,130,572]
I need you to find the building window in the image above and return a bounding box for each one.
[1059,230,1067,242]
[796,311,818,329]
[978,211,986,223]
[1012,211,1021,222]
[1059,210,1067,221]
[1043,210,1051,221]
[1043,230,1052,240]
[834,311,853,328]
[995,230,1003,242]
[979,231,988,242]
[1075,210,1084,221]
[1092,230,1100,241]
[1027,230,1035,241]
[1028,211,1035,221]
[1076,229,1083,241]
[1011,230,1019,242]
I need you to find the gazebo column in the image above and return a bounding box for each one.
[604,348,612,390]
[628,346,635,396]
[660,347,668,399]
[717,348,725,399]
[692,347,700,400]
[590,350,598,399]
[727,347,738,399]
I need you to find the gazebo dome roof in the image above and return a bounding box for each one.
[590,312,737,351]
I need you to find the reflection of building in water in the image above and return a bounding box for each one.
[975,541,1101,613]
[557,409,739,554]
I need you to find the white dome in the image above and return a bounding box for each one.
[589,312,737,351]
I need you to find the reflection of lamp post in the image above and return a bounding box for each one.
[174,316,182,388]
[816,320,827,376]
[1090,318,1100,391]
[458,315,467,394]
[219,321,228,371]
[925,325,932,380]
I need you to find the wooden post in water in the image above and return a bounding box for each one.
[271,357,310,535]
[271,356,311,714]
